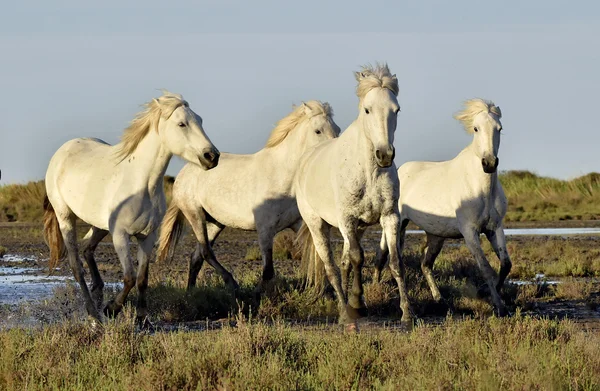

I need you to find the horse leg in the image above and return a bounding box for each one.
[422,233,445,302]
[307,218,350,324]
[104,231,136,317]
[485,227,512,293]
[59,215,101,320]
[188,243,205,289]
[185,209,238,291]
[188,221,223,289]
[339,222,367,319]
[82,227,108,309]
[381,213,413,323]
[135,233,155,323]
[461,226,508,316]
[256,227,276,293]
[373,231,389,283]
[340,241,351,299]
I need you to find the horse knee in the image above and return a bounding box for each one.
[123,271,136,289]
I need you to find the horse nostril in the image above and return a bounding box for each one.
[376,150,382,161]
[204,152,214,162]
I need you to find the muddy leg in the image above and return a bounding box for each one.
[422,233,445,302]
[381,213,412,323]
[185,212,226,289]
[308,219,350,324]
[461,226,507,316]
[82,227,108,309]
[135,233,154,323]
[374,232,389,283]
[104,231,136,317]
[485,227,512,293]
[185,210,237,291]
[256,228,276,295]
[340,222,367,319]
[59,216,101,320]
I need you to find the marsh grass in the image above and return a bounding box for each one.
[4,171,600,223]
[0,313,599,390]
[0,180,46,222]
[0,177,176,223]
[501,170,600,222]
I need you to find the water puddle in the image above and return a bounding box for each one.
[508,273,561,286]
[0,254,122,306]
[402,227,600,236]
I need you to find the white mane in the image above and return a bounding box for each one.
[115,91,188,159]
[355,63,399,101]
[454,99,502,134]
[265,100,336,148]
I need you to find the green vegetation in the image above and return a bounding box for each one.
[0,176,176,223]
[2,171,600,223]
[0,314,598,390]
[1,225,599,390]
[0,180,45,222]
[500,170,600,222]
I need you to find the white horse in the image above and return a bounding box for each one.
[157,101,340,291]
[44,91,219,321]
[295,64,412,326]
[375,99,511,316]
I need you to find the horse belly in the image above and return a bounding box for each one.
[402,196,461,238]
[201,197,257,230]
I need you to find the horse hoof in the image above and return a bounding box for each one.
[346,304,368,320]
[103,300,122,318]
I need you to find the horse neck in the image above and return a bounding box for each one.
[348,120,378,173]
[262,125,311,170]
[459,143,497,197]
[123,130,172,196]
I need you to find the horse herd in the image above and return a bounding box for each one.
[42,63,509,328]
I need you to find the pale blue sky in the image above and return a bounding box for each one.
[1,1,599,183]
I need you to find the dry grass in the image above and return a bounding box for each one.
[0,313,599,390]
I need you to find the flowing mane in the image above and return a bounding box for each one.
[355,63,399,100]
[115,91,188,160]
[265,100,335,148]
[454,99,502,134]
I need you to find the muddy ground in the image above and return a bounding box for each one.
[1,223,599,332]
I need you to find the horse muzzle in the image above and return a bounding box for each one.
[375,145,395,168]
[482,156,499,174]
[199,147,220,170]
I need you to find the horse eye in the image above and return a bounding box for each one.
[315,130,321,134]
[365,108,370,114]
[474,127,478,132]
[178,122,186,127]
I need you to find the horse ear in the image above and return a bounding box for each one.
[153,98,160,106]
[354,71,366,81]
[302,102,313,116]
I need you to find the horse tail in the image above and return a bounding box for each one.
[294,222,327,296]
[157,202,186,263]
[43,195,66,270]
